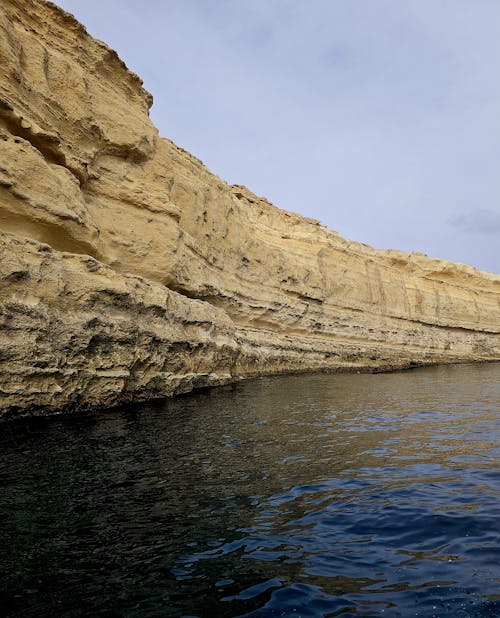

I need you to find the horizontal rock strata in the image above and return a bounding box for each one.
[0,0,499,419]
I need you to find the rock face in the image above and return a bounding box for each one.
[0,0,499,420]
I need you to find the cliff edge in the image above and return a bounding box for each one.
[1,0,499,419]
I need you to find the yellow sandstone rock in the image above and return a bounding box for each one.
[0,0,499,419]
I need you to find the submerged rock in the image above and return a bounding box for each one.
[0,0,499,419]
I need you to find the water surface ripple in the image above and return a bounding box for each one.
[1,363,499,617]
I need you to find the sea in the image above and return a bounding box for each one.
[1,363,499,617]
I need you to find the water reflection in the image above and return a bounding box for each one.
[0,363,499,617]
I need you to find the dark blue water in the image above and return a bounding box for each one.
[1,363,499,617]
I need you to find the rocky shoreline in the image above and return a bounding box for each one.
[1,0,499,420]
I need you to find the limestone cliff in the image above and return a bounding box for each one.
[1,0,499,420]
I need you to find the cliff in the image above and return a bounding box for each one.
[1,0,499,420]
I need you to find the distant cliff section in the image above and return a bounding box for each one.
[0,0,499,420]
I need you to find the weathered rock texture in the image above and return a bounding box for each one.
[1,0,499,419]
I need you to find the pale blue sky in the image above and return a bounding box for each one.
[57,0,500,273]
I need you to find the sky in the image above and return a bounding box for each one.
[56,0,500,274]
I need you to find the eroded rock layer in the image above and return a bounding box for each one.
[1,0,499,419]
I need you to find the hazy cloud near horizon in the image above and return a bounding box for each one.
[449,209,500,235]
[57,0,500,273]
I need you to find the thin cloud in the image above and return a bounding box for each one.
[448,209,500,234]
